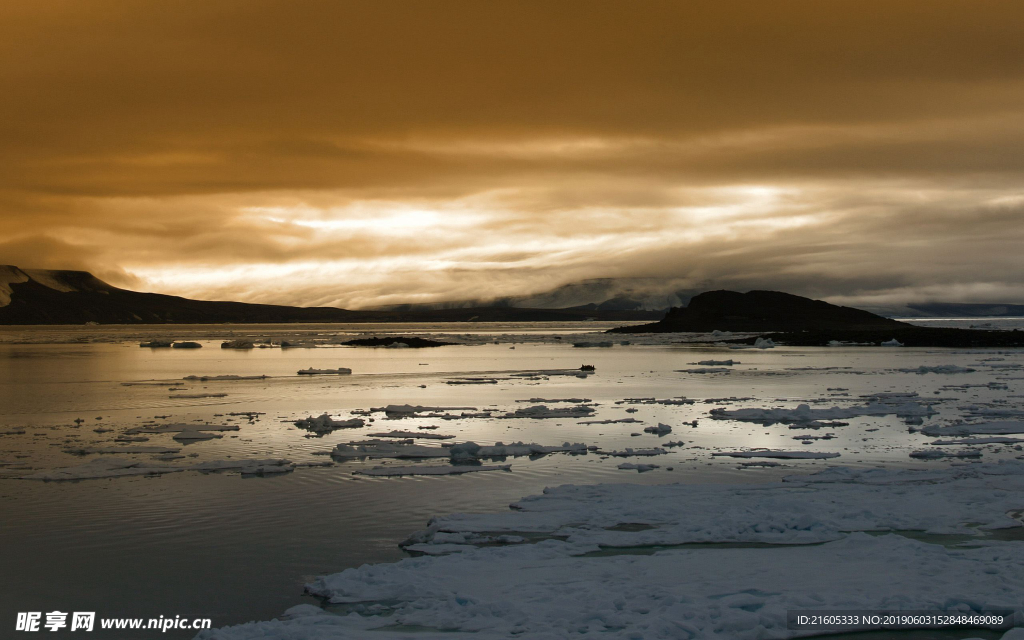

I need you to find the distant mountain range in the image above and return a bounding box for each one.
[0,266,663,325]
[373,278,691,313]
[375,277,1024,318]
[3,265,1022,326]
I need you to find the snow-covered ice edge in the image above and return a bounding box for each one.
[197,462,1024,639]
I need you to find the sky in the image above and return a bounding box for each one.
[2,0,1024,309]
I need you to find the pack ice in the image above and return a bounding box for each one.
[198,462,1024,639]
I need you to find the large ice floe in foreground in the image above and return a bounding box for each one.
[198,461,1024,639]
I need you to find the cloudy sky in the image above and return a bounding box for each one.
[2,1,1023,309]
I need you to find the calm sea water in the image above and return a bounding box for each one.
[1,321,1022,638]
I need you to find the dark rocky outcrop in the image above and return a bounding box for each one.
[611,289,1024,347]
[612,290,905,333]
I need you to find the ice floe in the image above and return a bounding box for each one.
[123,423,239,435]
[712,450,840,459]
[711,401,934,424]
[172,429,224,442]
[182,374,266,381]
[598,448,667,457]
[909,449,983,459]
[201,461,1024,640]
[366,431,454,440]
[676,367,731,374]
[501,405,596,419]
[902,365,977,374]
[64,446,182,454]
[355,464,511,477]
[170,393,228,399]
[332,440,449,459]
[332,440,590,461]
[930,437,1024,445]
[372,404,477,418]
[616,462,660,472]
[20,457,295,480]
[221,340,254,349]
[298,368,352,375]
[922,421,1024,437]
[642,423,672,436]
[294,414,366,434]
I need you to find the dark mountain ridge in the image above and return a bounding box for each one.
[0,266,661,325]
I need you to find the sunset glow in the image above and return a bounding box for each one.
[2,1,1023,309]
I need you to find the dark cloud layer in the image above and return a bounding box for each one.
[1,1,1023,306]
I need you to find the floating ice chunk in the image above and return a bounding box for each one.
[20,458,184,480]
[909,449,983,459]
[172,429,223,442]
[221,339,254,349]
[331,440,450,459]
[294,414,365,434]
[902,365,976,374]
[754,337,775,348]
[171,341,202,349]
[170,393,228,399]
[446,378,499,385]
[676,367,731,374]
[124,423,239,435]
[64,446,182,454]
[960,405,1024,418]
[619,397,695,406]
[881,338,904,346]
[617,463,660,472]
[366,431,454,440]
[921,421,1024,437]
[929,437,1024,445]
[712,450,840,459]
[711,401,934,424]
[599,448,667,457]
[182,375,267,381]
[297,368,352,375]
[474,441,589,457]
[643,423,672,436]
[374,404,477,417]
[501,405,596,419]
[355,464,511,477]
[864,391,920,401]
[191,459,295,475]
